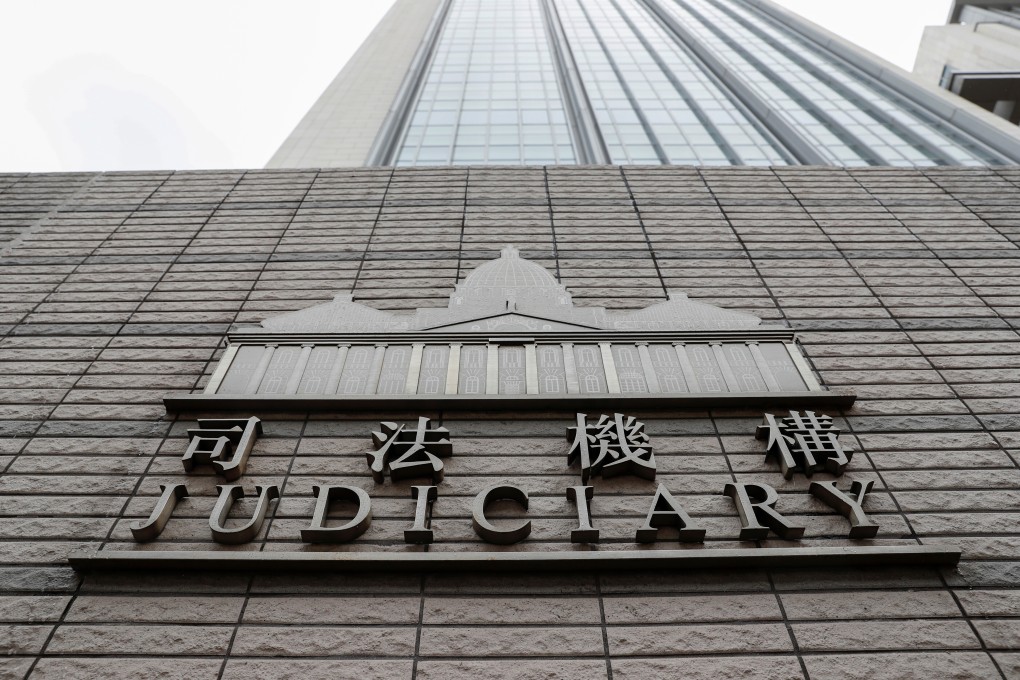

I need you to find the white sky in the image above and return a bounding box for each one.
[0,0,953,173]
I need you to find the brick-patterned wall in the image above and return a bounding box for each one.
[0,166,1018,679]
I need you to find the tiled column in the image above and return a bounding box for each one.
[325,344,350,395]
[599,342,621,393]
[284,344,315,394]
[406,343,425,395]
[244,345,277,394]
[446,343,461,395]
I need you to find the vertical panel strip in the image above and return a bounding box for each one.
[284,344,314,395]
[636,342,661,393]
[525,344,540,395]
[562,342,580,394]
[673,343,700,393]
[244,345,277,394]
[599,342,621,394]
[711,343,741,392]
[446,343,461,395]
[326,344,350,395]
[747,341,781,392]
[485,343,499,395]
[366,344,388,395]
[785,341,822,391]
[205,345,238,395]
[406,343,425,395]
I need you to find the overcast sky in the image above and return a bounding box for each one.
[0,0,953,173]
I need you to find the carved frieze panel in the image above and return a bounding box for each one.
[178,246,846,411]
[207,338,817,400]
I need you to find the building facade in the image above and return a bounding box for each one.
[914,1,1020,127]
[269,0,1020,169]
[1,165,1019,678]
[4,2,1020,679]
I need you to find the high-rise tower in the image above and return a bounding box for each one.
[914,1,1020,126]
[269,0,1020,168]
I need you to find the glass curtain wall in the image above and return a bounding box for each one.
[660,0,1001,165]
[391,0,1008,167]
[395,0,576,166]
[554,0,791,165]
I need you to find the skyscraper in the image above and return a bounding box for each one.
[914,0,1020,126]
[269,0,1020,168]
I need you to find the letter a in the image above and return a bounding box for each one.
[636,484,705,543]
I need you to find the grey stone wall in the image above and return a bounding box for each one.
[0,166,1018,678]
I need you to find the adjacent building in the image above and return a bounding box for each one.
[914,1,1020,127]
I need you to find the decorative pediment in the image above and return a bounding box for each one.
[423,313,599,333]
[261,295,411,333]
[166,245,851,412]
[257,246,763,334]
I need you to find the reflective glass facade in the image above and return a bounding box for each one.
[389,0,1012,167]
[556,0,791,165]
[661,0,996,166]
[395,0,576,166]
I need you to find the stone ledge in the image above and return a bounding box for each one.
[163,390,857,415]
[69,545,959,572]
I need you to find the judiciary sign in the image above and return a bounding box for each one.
[71,248,958,572]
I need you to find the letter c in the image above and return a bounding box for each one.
[472,485,531,545]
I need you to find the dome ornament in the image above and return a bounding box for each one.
[260,246,764,333]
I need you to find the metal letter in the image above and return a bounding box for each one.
[368,417,453,483]
[810,480,879,538]
[301,485,372,544]
[209,484,280,545]
[182,416,262,481]
[566,485,599,543]
[131,483,188,542]
[472,485,531,545]
[757,411,853,479]
[405,485,437,545]
[636,484,706,543]
[567,412,655,483]
[723,482,805,541]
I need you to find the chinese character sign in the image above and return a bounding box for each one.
[756,410,852,478]
[567,412,655,483]
[367,417,453,483]
[182,416,262,481]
